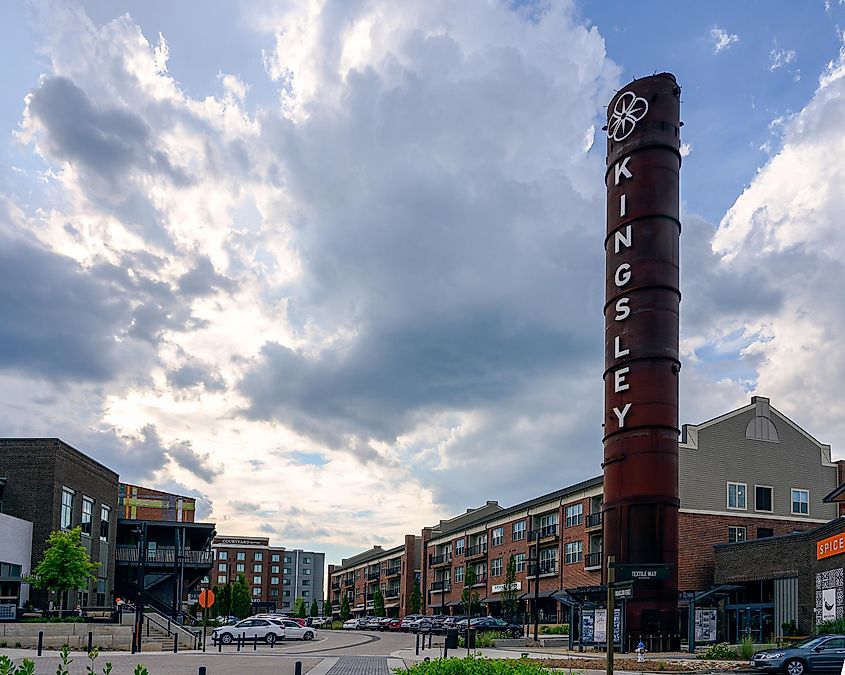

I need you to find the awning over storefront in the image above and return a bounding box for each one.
[384,602,399,609]
[518,588,560,600]
[444,599,462,607]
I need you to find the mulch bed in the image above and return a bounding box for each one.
[525,657,749,672]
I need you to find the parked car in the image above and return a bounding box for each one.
[401,615,425,632]
[342,619,359,630]
[752,635,845,675]
[269,618,317,641]
[365,616,382,630]
[212,618,285,645]
[311,616,333,628]
[377,617,393,630]
[387,618,403,631]
[442,615,468,630]
[431,616,449,634]
[468,617,523,638]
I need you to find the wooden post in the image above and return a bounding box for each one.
[607,555,615,675]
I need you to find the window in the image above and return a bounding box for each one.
[81,497,94,536]
[283,590,291,597]
[255,552,263,561]
[99,505,111,542]
[565,503,583,528]
[237,552,246,561]
[284,556,292,563]
[253,576,262,584]
[540,541,556,574]
[757,528,774,539]
[539,512,559,534]
[271,565,280,574]
[252,588,261,596]
[455,539,465,556]
[303,568,311,575]
[271,577,279,585]
[270,588,279,597]
[564,541,582,565]
[282,601,291,608]
[512,521,526,541]
[491,527,504,546]
[217,575,226,584]
[61,488,75,530]
[755,485,773,512]
[283,579,291,586]
[727,482,747,510]
[454,566,464,583]
[271,554,280,562]
[302,579,310,586]
[304,557,311,564]
[236,564,245,572]
[218,551,228,560]
[792,489,809,515]
[728,526,747,543]
[284,568,292,575]
[514,553,526,573]
[491,558,503,577]
[253,564,262,572]
[219,563,228,572]
[303,590,310,597]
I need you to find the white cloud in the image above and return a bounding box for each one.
[770,46,797,71]
[711,27,739,54]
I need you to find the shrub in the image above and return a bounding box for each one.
[739,637,756,660]
[699,642,739,660]
[540,624,569,635]
[816,618,845,635]
[399,654,552,674]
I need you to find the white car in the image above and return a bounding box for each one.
[212,618,285,645]
[270,618,317,640]
[342,619,359,630]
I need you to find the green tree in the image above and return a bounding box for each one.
[461,566,480,618]
[323,599,333,618]
[27,527,99,612]
[501,555,519,623]
[409,577,422,614]
[231,574,252,618]
[211,584,233,617]
[310,599,319,617]
[372,589,385,617]
[295,597,307,618]
[340,596,351,621]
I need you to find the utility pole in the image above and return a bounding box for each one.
[606,555,615,675]
[532,532,540,642]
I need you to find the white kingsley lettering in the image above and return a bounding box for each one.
[614,335,629,358]
[614,263,631,287]
[613,403,632,428]
[614,157,632,185]
[614,224,631,254]
[614,367,630,393]
[614,297,630,321]
[620,194,627,217]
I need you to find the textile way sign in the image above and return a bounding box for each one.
[613,564,671,582]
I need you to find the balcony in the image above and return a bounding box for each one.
[465,544,487,559]
[527,561,558,578]
[585,551,602,570]
[384,564,401,578]
[530,524,559,542]
[342,577,354,587]
[115,546,212,566]
[471,575,488,587]
[430,580,451,593]
[429,552,452,567]
[585,512,603,529]
[385,586,400,599]
[366,570,380,581]
[331,580,341,590]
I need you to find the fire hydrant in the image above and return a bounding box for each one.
[636,640,647,663]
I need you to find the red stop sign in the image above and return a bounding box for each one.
[198,589,215,609]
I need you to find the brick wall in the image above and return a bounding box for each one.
[678,511,818,591]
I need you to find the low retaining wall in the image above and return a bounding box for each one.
[0,623,135,650]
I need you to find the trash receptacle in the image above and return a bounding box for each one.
[467,628,476,649]
[446,628,459,649]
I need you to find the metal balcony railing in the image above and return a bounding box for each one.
[530,524,558,539]
[115,546,212,565]
[429,553,452,565]
[585,552,602,569]
[430,580,451,592]
[465,544,487,558]
[585,512,603,528]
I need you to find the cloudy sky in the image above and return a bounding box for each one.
[2,0,845,571]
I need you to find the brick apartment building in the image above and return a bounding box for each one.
[328,535,422,617]
[200,536,326,613]
[0,439,119,611]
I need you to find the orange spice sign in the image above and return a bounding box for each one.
[817,533,845,560]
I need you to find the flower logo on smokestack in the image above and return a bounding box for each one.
[608,91,649,141]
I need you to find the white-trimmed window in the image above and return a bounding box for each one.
[271,577,279,585]
[253,563,262,572]
[755,485,773,513]
[218,551,228,560]
[455,538,465,556]
[491,527,504,546]
[791,489,809,515]
[99,504,111,542]
[61,488,75,530]
[253,576,262,584]
[217,575,226,584]
[565,503,583,528]
[514,553,526,573]
[728,526,746,543]
[252,588,261,596]
[454,566,464,583]
[271,565,279,573]
[236,564,245,572]
[255,552,263,561]
[512,521,526,541]
[491,558,503,577]
[541,547,559,572]
[564,541,582,565]
[219,563,228,572]
[727,482,747,510]
[271,554,280,562]
[81,496,94,536]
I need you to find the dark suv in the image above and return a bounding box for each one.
[752,635,845,675]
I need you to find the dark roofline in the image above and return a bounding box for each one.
[333,542,407,572]
[823,484,845,504]
[0,438,120,479]
[429,474,604,542]
[118,518,216,529]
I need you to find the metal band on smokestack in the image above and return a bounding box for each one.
[602,73,681,640]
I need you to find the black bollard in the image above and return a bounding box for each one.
[444,639,448,659]
[199,668,207,675]
[428,632,432,649]
[131,631,137,654]
[173,633,178,653]
[217,636,222,653]
[37,631,43,657]
[294,661,302,675]
[415,632,420,655]
[237,633,242,651]
[253,634,257,651]
[88,631,93,653]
